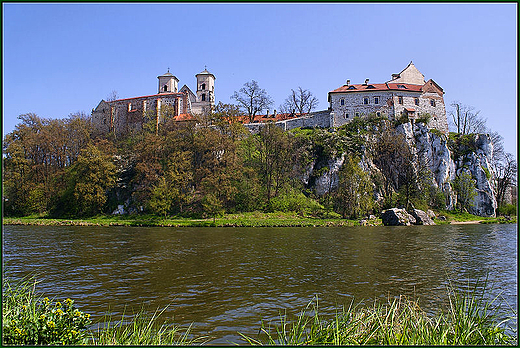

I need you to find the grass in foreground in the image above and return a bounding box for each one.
[1,276,199,345]
[3,276,517,345]
[241,284,517,345]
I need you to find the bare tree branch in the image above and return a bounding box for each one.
[231,80,274,123]
[280,87,319,115]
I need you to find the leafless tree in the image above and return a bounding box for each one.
[279,87,319,116]
[106,90,119,102]
[449,102,487,135]
[488,130,505,165]
[231,80,274,123]
[494,152,517,207]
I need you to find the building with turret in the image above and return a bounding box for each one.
[91,68,215,135]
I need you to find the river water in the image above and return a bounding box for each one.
[2,224,517,343]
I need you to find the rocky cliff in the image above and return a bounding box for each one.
[309,121,497,217]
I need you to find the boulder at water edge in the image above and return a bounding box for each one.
[381,208,416,226]
[409,209,436,225]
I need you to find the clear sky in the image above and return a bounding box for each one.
[2,3,517,157]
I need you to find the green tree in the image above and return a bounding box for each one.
[148,176,175,218]
[452,171,477,212]
[335,155,374,218]
[247,124,294,208]
[61,142,117,216]
[202,193,224,222]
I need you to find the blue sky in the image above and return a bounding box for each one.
[2,3,517,156]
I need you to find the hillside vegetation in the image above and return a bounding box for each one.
[2,109,515,221]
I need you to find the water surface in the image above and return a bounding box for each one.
[3,224,517,343]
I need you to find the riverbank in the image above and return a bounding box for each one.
[3,211,515,228]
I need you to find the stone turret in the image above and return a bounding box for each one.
[157,69,179,93]
[191,67,216,115]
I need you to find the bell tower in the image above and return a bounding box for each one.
[195,67,215,106]
[157,68,179,94]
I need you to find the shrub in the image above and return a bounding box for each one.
[2,277,91,345]
[498,204,517,216]
[416,113,432,124]
[270,191,324,216]
[430,128,444,138]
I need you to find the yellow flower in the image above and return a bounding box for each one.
[65,298,73,306]
[39,314,46,320]
[43,297,50,304]
[56,301,62,307]
[56,309,64,315]
[22,305,27,310]
[47,321,55,328]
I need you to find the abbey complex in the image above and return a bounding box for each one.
[92,62,449,135]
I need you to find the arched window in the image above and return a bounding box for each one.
[163,85,168,92]
[340,99,345,106]
[201,94,206,101]
[201,83,206,90]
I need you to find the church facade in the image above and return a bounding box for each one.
[91,68,215,135]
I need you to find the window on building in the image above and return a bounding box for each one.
[363,97,369,105]
[376,112,381,117]
[374,97,379,104]
[340,98,345,106]
[366,85,376,89]
[415,98,419,106]
[397,84,407,89]
[201,94,206,101]
[345,113,349,119]
[202,83,206,90]
[430,99,436,107]
[163,85,168,92]
[348,85,356,89]
[355,112,360,117]
[398,96,403,104]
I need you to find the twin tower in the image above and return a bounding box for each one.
[157,68,215,113]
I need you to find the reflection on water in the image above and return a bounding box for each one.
[3,224,517,344]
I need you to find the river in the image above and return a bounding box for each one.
[2,223,517,344]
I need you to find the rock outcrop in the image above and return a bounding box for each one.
[307,121,497,217]
[381,208,416,226]
[409,209,436,225]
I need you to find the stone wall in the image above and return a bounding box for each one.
[243,110,332,133]
[329,90,448,133]
[92,93,187,136]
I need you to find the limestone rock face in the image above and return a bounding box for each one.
[462,134,496,217]
[314,155,345,196]
[409,209,436,225]
[396,122,457,209]
[304,121,497,217]
[381,208,416,226]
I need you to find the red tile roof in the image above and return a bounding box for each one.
[330,82,423,94]
[174,113,196,121]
